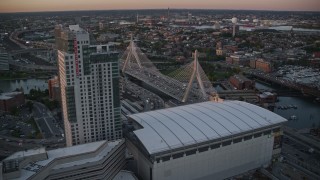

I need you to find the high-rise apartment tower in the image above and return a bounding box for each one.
[55,25,122,146]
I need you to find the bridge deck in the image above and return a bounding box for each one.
[124,64,207,103]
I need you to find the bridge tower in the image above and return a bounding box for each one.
[122,36,143,72]
[121,36,159,73]
[182,50,207,102]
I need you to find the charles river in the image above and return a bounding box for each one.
[1,79,319,129]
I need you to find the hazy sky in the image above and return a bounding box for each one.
[1,0,319,13]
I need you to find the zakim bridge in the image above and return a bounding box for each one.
[120,40,218,103]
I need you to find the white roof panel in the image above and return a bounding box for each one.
[149,111,195,145]
[163,110,209,142]
[199,103,252,131]
[188,104,242,134]
[130,101,287,155]
[221,101,264,128]
[181,106,231,136]
[170,108,220,139]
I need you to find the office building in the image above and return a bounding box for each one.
[55,25,121,146]
[126,101,286,180]
[1,139,126,180]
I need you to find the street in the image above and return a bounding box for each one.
[33,102,63,139]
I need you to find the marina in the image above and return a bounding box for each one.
[277,65,320,89]
[255,82,320,129]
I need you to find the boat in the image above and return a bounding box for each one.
[289,115,297,120]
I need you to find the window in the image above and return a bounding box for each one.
[161,156,170,162]
[198,146,209,153]
[210,143,220,149]
[172,152,184,159]
[254,133,262,138]
[186,149,197,156]
[222,140,232,146]
[273,128,280,133]
[233,138,242,144]
[244,135,252,141]
[264,130,271,135]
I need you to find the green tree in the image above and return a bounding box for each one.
[26,101,34,112]
[10,107,20,116]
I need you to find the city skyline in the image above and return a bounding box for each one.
[1,0,320,13]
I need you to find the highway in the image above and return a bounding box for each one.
[283,126,320,153]
[124,63,207,103]
[9,61,57,71]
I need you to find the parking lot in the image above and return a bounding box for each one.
[0,107,37,138]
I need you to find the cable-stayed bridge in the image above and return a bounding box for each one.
[120,39,217,103]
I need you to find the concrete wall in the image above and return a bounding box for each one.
[126,139,153,180]
[137,134,275,180]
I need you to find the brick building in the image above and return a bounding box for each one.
[48,76,60,101]
[0,92,25,112]
[255,58,272,73]
[250,59,256,68]
[226,55,249,66]
[229,75,255,90]
[258,92,277,104]
[224,45,238,53]
[216,41,224,56]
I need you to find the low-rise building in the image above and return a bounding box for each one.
[229,75,255,90]
[258,92,277,104]
[224,45,238,53]
[256,58,272,73]
[48,76,60,101]
[0,91,25,112]
[250,59,256,68]
[226,55,249,66]
[1,139,126,180]
[126,101,286,180]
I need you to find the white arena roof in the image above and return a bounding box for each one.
[129,101,287,155]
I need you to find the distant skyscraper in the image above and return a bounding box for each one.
[232,17,238,38]
[167,7,170,23]
[188,12,192,23]
[99,22,104,30]
[55,25,122,146]
[136,13,139,24]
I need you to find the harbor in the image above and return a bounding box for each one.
[255,82,320,129]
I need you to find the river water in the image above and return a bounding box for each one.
[0,79,48,94]
[255,82,320,129]
[1,79,319,129]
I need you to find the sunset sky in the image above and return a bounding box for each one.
[1,0,319,13]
